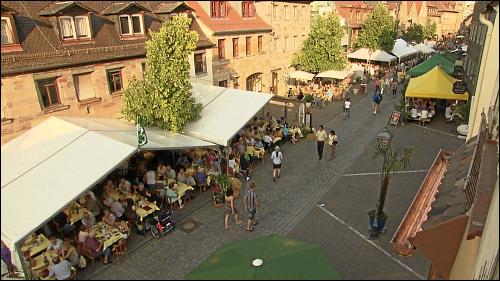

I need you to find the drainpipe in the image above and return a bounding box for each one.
[466,8,495,141]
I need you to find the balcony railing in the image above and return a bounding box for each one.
[463,112,488,210]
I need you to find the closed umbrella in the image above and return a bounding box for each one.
[186,234,340,280]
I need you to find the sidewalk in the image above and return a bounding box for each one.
[87,80,463,280]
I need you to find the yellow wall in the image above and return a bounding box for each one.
[471,176,499,279]
[467,4,499,140]
[449,214,482,279]
[256,1,311,96]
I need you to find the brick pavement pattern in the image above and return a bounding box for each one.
[88,84,445,280]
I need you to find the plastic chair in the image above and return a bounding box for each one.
[166,196,180,210]
[112,239,128,264]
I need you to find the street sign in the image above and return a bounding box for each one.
[453,81,467,94]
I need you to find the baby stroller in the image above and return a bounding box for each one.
[145,210,174,239]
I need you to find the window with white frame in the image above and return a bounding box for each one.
[293,6,297,19]
[283,36,288,51]
[119,14,144,36]
[1,17,14,44]
[293,36,297,49]
[58,16,91,40]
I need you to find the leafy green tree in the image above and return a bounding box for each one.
[293,13,347,73]
[423,18,437,40]
[380,28,398,52]
[356,2,396,51]
[402,23,425,43]
[122,15,202,133]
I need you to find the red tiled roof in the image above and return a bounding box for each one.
[415,1,422,14]
[334,1,370,9]
[0,1,213,75]
[186,1,271,34]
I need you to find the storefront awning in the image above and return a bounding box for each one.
[391,38,420,59]
[1,116,215,249]
[184,83,273,146]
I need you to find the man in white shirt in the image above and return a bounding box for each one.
[143,169,156,190]
[263,134,273,153]
[165,165,176,180]
[270,146,283,183]
[343,98,351,120]
[315,125,327,160]
[48,257,72,280]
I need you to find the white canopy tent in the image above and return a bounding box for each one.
[391,38,420,59]
[316,69,352,80]
[316,63,365,80]
[1,116,215,273]
[347,48,397,63]
[288,70,315,81]
[184,83,273,146]
[413,42,435,54]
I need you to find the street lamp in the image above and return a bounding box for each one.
[370,127,393,239]
[377,127,392,152]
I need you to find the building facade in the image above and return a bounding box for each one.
[0,1,213,145]
[333,1,397,49]
[255,1,311,96]
[187,1,272,92]
[463,1,495,98]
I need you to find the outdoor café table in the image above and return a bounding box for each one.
[21,234,49,257]
[92,222,127,251]
[134,200,160,221]
[109,189,131,201]
[175,182,195,198]
[63,202,91,225]
[246,145,264,158]
[289,127,301,136]
[32,251,58,280]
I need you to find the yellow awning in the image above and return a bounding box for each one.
[405,66,469,100]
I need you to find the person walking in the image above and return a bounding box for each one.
[224,188,242,230]
[372,90,382,115]
[270,146,283,183]
[391,80,398,96]
[244,182,260,232]
[315,125,327,160]
[327,130,338,161]
[379,77,385,95]
[343,98,351,119]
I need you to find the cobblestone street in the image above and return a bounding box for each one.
[86,82,464,280]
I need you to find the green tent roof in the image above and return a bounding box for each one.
[407,53,455,77]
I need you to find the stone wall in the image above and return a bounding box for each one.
[1,57,145,144]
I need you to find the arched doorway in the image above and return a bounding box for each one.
[246,73,263,92]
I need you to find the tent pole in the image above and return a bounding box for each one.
[15,242,29,279]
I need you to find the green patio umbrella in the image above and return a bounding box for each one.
[186,234,340,280]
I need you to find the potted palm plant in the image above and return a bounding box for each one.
[369,128,414,239]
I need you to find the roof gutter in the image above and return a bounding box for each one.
[213,28,272,36]
[466,6,496,141]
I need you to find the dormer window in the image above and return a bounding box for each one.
[1,5,22,53]
[1,17,14,44]
[242,1,254,18]
[210,1,227,18]
[119,14,144,36]
[58,16,90,40]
